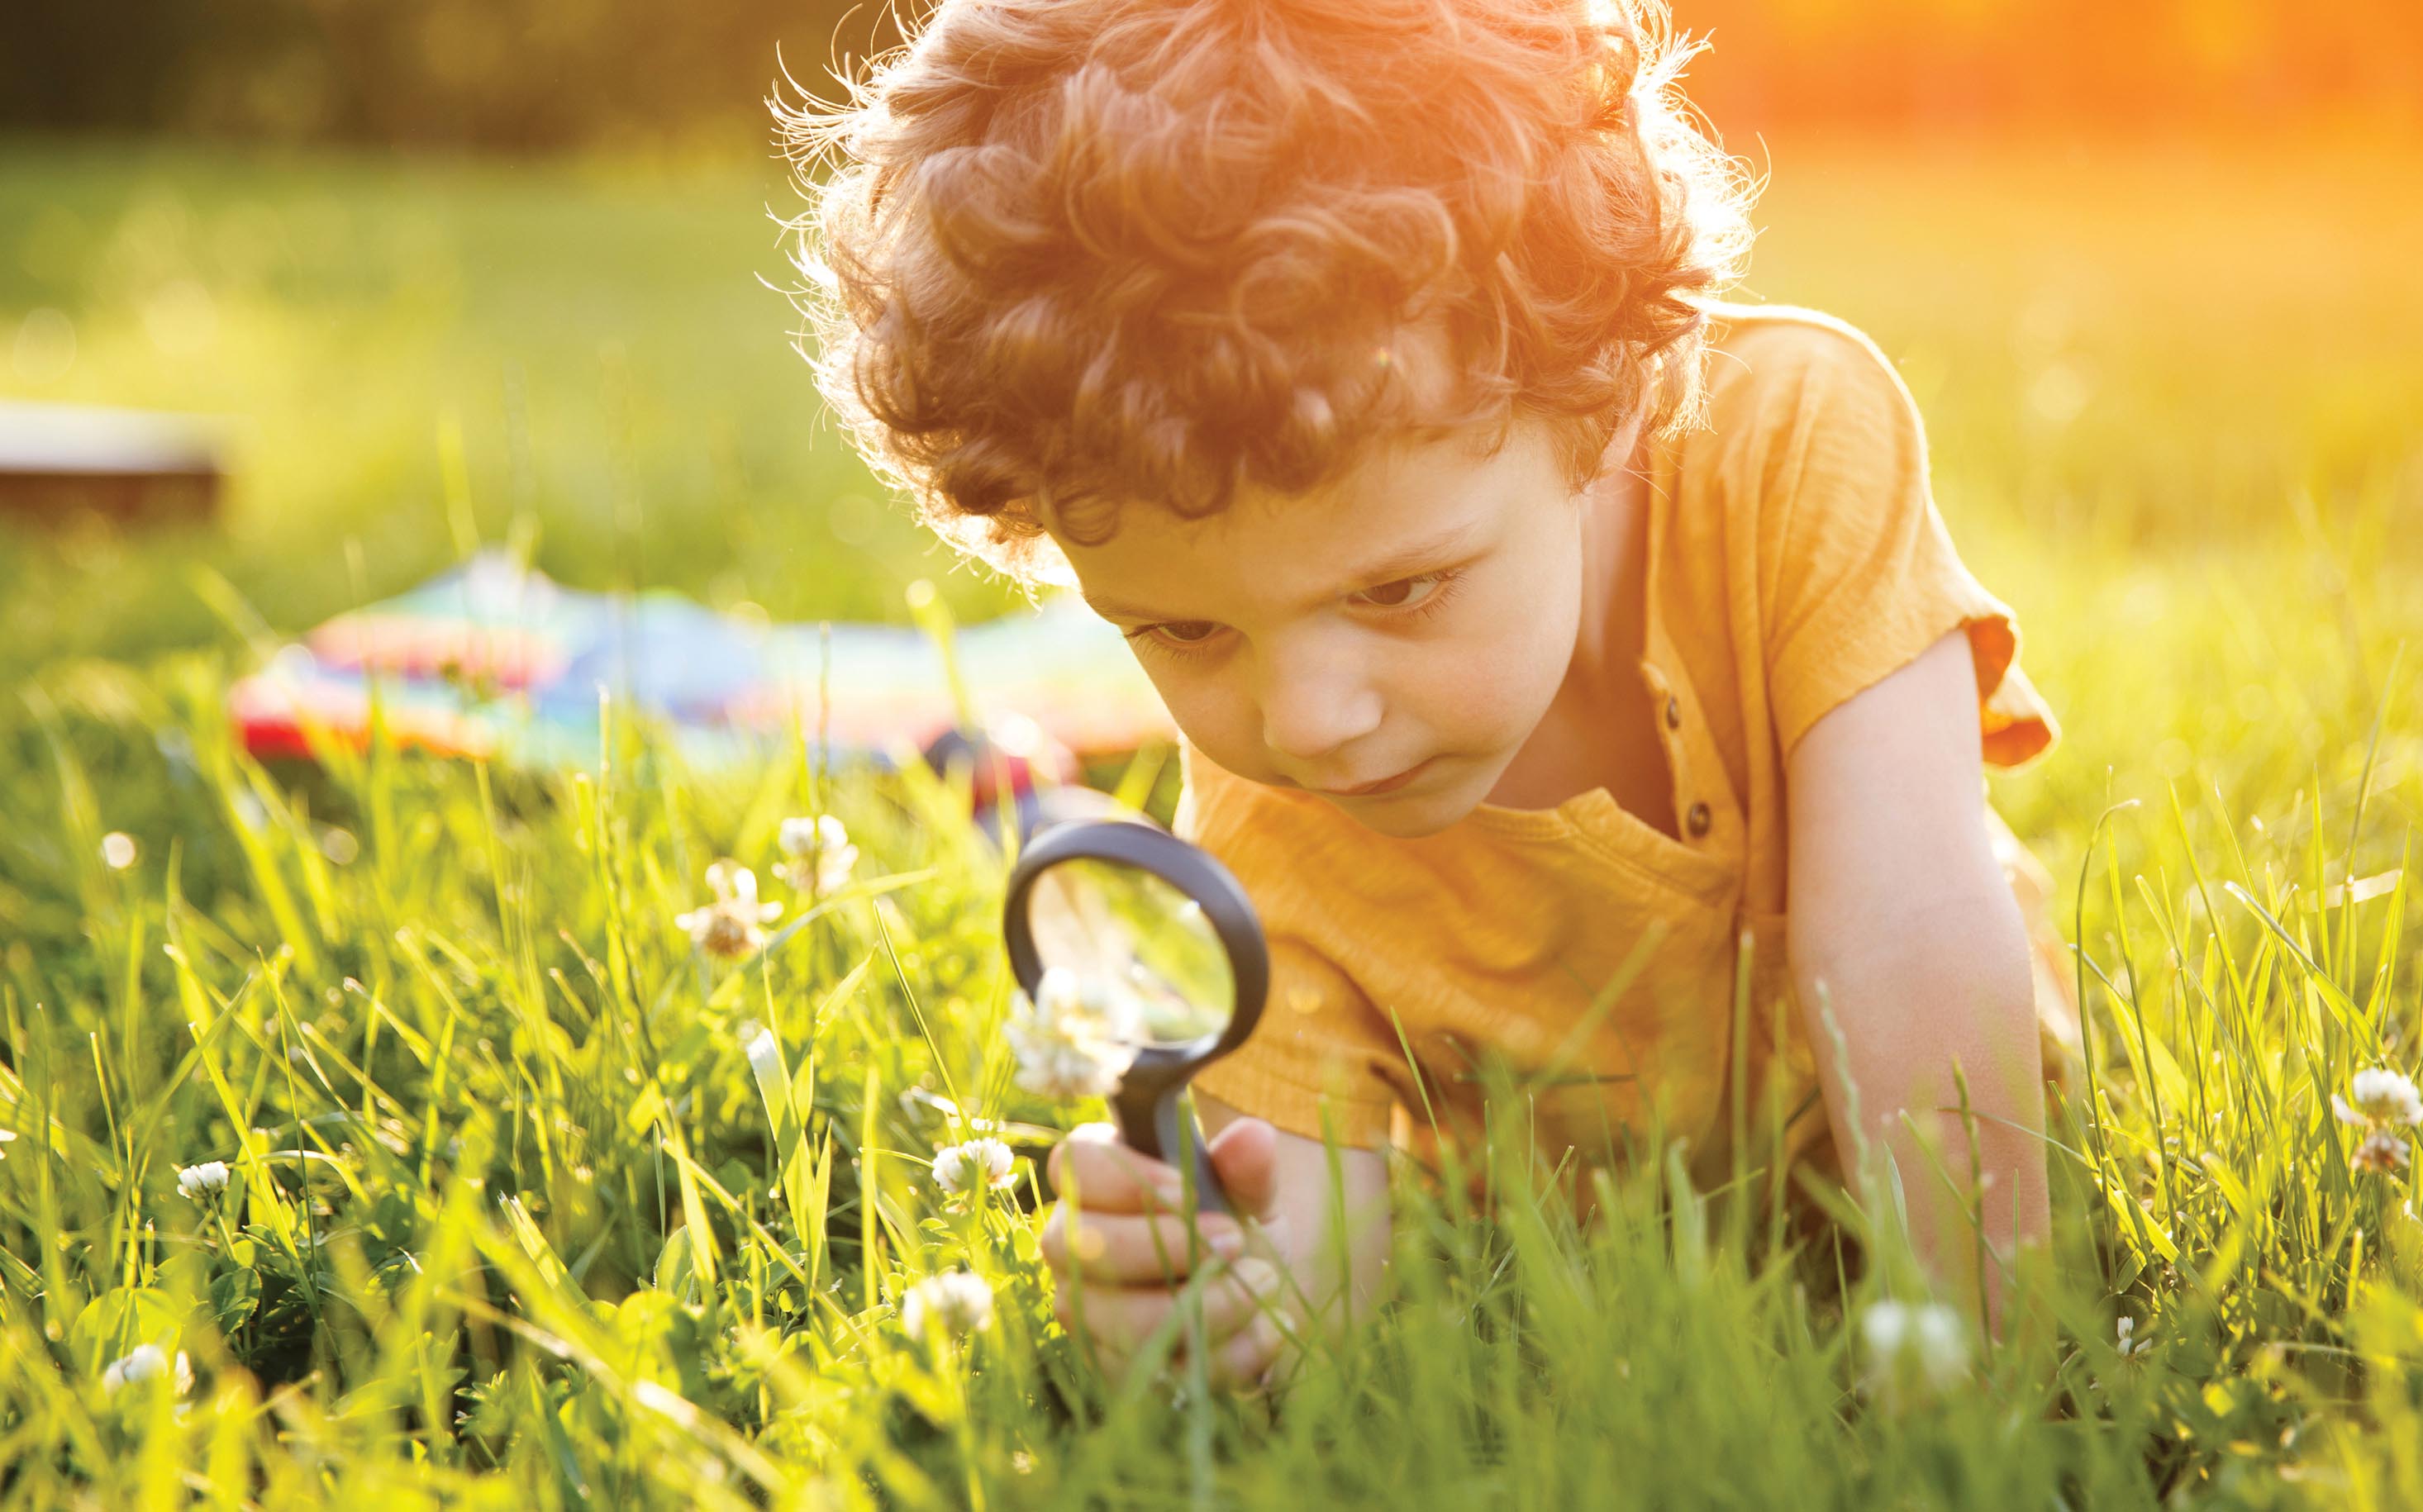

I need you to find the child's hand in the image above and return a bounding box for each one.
[1040,1118,1290,1389]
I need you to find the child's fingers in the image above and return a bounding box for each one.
[1039,1207,1245,1286]
[1052,1258,1281,1359]
[1204,1117,1281,1217]
[1188,1310,1287,1393]
[1045,1124,1187,1215]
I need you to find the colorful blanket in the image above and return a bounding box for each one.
[229,552,1173,772]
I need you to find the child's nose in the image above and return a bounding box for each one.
[1257,662,1383,766]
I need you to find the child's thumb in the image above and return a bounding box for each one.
[1207,1117,1282,1219]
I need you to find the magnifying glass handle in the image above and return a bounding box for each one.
[1114,1084,1231,1216]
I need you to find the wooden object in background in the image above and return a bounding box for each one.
[0,400,224,523]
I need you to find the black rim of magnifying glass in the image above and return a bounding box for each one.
[1002,817,1269,1122]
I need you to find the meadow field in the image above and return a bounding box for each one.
[2,131,2421,1505]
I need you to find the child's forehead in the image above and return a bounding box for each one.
[1064,420,1559,612]
[1073,511,1468,622]
[1048,317,1573,605]
[1158,425,1505,541]
[1038,317,1521,567]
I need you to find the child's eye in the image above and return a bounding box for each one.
[1126,620,1223,656]
[1354,571,1459,615]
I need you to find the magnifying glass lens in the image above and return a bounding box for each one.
[1004,818,1270,1212]
[1026,858,1234,1047]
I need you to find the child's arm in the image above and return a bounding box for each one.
[1040,1101,1390,1388]
[1783,627,2050,1321]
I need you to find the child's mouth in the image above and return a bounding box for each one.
[1324,758,1432,798]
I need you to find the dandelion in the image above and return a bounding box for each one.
[674,860,782,958]
[1859,1299,1970,1406]
[1006,967,1141,1100]
[933,1137,1017,1199]
[778,815,859,896]
[902,1270,994,1343]
[100,832,138,870]
[177,1161,231,1200]
[2334,1067,2423,1130]
[102,1344,193,1396]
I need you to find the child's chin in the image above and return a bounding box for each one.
[1320,788,1471,840]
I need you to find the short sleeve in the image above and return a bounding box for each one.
[1173,747,1401,1148]
[1740,316,2059,768]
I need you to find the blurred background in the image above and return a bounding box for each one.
[3,11,2420,1490]
[2,0,2421,902]
[7,0,2418,149]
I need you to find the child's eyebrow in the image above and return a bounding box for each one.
[1080,521,1485,623]
[1335,521,1489,594]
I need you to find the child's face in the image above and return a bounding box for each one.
[1054,416,1595,840]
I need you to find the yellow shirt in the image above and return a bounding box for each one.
[1177,304,2074,1177]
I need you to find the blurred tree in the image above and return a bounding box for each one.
[1679,0,2422,136]
[0,0,909,152]
[0,0,2416,150]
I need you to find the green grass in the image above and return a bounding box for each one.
[2,132,2422,1506]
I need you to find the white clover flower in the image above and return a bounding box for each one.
[1860,1300,1913,1355]
[2116,1316,2151,1359]
[177,1161,231,1200]
[100,832,138,871]
[1859,1299,1970,1405]
[2352,1128,2411,1176]
[778,815,859,896]
[674,860,782,958]
[933,1137,1016,1199]
[1040,966,1147,1041]
[2335,1067,2423,1130]
[902,1270,994,1343]
[1910,1305,1968,1378]
[1006,968,1142,1101]
[102,1344,193,1396]
[1009,1034,1133,1101]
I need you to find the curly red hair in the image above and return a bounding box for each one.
[785,0,1754,582]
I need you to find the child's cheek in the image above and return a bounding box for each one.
[1423,569,1582,746]
[1420,636,1554,749]
[1149,671,1270,782]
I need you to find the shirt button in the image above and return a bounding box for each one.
[1664,694,1682,730]
[1685,801,1712,838]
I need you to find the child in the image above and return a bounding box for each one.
[793,0,2079,1388]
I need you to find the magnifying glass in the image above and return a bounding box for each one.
[1002,818,1269,1214]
